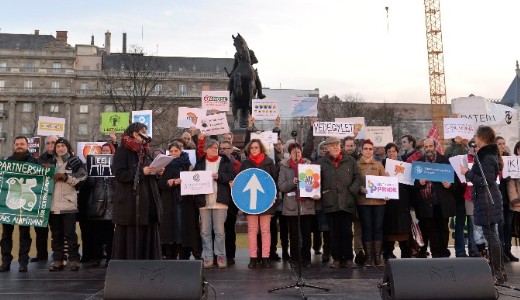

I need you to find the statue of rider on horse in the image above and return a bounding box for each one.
[225,33,266,128]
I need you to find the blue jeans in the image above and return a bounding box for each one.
[357,205,385,242]
[199,209,227,261]
[466,215,479,256]
[469,216,486,245]
[454,200,467,256]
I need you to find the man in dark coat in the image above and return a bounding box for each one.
[0,136,40,272]
[414,138,457,258]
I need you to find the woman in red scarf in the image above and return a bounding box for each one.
[278,142,318,268]
[239,139,278,269]
[111,122,165,260]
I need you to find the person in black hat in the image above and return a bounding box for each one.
[48,138,87,272]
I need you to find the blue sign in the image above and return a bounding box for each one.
[232,168,276,214]
[411,161,455,183]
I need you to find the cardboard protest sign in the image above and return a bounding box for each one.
[363,126,393,147]
[443,118,476,140]
[313,122,355,137]
[503,156,520,179]
[335,117,365,139]
[180,171,213,195]
[132,110,153,137]
[37,116,65,137]
[86,155,114,177]
[199,113,230,136]
[384,159,414,186]
[0,160,55,227]
[178,107,206,128]
[252,99,279,120]
[298,164,321,198]
[201,91,230,111]
[100,112,130,133]
[366,175,399,199]
[290,97,318,117]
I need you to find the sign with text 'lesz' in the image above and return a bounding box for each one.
[232,168,276,214]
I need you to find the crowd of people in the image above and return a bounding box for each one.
[0,118,518,285]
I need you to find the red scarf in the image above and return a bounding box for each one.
[330,153,343,168]
[121,134,151,163]
[206,155,220,162]
[249,153,265,166]
[288,158,302,177]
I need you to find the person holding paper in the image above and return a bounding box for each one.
[506,141,520,262]
[194,137,235,269]
[278,142,317,268]
[111,122,164,260]
[381,142,412,261]
[158,141,198,260]
[357,139,387,267]
[461,126,506,284]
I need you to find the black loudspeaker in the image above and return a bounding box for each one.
[381,258,496,300]
[104,260,206,300]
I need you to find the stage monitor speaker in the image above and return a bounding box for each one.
[381,258,496,300]
[104,260,205,300]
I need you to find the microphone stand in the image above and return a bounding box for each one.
[269,165,329,298]
[132,140,145,259]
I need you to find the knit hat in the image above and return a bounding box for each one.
[54,138,73,155]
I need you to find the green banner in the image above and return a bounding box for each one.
[100,112,130,133]
[0,160,55,227]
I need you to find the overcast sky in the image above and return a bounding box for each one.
[2,0,519,103]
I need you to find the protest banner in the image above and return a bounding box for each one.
[448,155,468,183]
[180,171,213,195]
[27,137,41,159]
[178,107,206,128]
[290,97,318,117]
[100,112,130,133]
[503,156,520,179]
[77,142,106,163]
[252,99,279,120]
[201,91,230,112]
[443,118,476,140]
[411,161,455,183]
[452,96,518,152]
[87,155,114,177]
[298,164,321,198]
[335,117,365,139]
[366,175,399,199]
[37,116,65,137]
[363,126,393,147]
[0,160,55,227]
[384,158,414,186]
[313,122,355,137]
[132,110,153,137]
[199,113,230,136]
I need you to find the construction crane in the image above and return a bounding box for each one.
[424,0,448,139]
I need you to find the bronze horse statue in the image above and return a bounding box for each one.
[226,34,265,128]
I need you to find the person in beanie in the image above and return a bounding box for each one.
[48,138,87,271]
[0,136,39,272]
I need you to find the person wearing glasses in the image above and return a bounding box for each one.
[357,139,387,267]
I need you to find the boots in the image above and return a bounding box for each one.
[477,243,488,260]
[490,245,506,284]
[363,242,374,267]
[374,241,385,267]
[248,258,257,269]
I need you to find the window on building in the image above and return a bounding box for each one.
[50,104,59,113]
[104,105,114,112]
[154,84,162,92]
[24,81,33,90]
[179,84,186,93]
[51,81,59,92]
[26,61,34,72]
[22,103,32,112]
[80,83,90,92]
[0,62,6,72]
[78,123,88,135]
[79,105,89,113]
[0,103,4,111]
[52,62,62,73]
[0,80,4,91]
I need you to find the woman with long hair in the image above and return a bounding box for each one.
[461,126,507,284]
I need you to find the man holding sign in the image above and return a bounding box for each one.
[414,138,456,258]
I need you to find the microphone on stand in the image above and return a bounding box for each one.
[468,141,477,149]
[139,133,152,143]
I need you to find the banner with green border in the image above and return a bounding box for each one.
[100,112,130,133]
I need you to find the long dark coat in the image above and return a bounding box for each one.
[158,152,198,247]
[382,159,412,235]
[465,144,503,226]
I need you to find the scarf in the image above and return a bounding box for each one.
[121,134,151,163]
[288,158,302,178]
[249,153,265,166]
[330,153,343,168]
[206,154,220,162]
[11,150,31,161]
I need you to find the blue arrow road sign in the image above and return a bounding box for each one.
[232,168,276,214]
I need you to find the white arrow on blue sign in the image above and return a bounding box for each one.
[232,168,276,214]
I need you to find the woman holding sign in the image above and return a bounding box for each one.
[461,126,507,284]
[357,139,387,267]
[240,139,278,269]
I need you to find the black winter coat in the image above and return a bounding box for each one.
[382,159,411,235]
[239,155,278,215]
[111,146,162,225]
[465,144,503,226]
[86,176,115,220]
[413,153,457,219]
[194,155,235,208]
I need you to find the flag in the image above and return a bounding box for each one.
[427,123,444,154]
